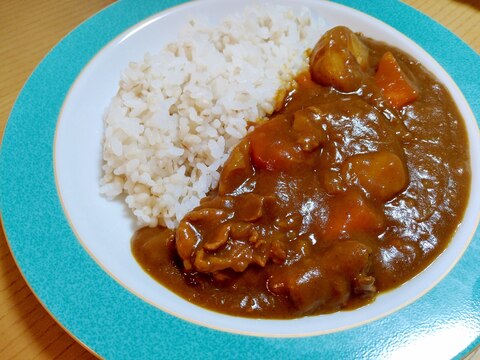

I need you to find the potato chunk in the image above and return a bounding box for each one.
[342,151,407,201]
[310,26,369,92]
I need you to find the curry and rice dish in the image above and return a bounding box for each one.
[102,8,470,319]
[128,26,470,318]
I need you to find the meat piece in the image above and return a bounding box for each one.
[249,117,305,171]
[268,240,374,314]
[292,107,327,152]
[354,275,376,294]
[176,208,230,270]
[234,193,265,222]
[194,238,259,273]
[318,97,405,169]
[218,139,253,195]
[203,222,256,251]
[175,193,285,274]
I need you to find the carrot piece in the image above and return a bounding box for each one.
[375,51,418,109]
[323,191,385,242]
[295,71,312,85]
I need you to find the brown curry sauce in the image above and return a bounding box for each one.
[131,27,470,319]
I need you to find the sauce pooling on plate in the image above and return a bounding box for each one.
[132,27,470,318]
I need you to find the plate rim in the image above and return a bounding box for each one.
[0,0,479,358]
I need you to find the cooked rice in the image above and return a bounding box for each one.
[100,5,325,228]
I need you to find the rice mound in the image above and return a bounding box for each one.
[100,5,324,228]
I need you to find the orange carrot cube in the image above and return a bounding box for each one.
[375,51,418,109]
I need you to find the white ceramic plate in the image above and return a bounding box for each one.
[1,0,479,358]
